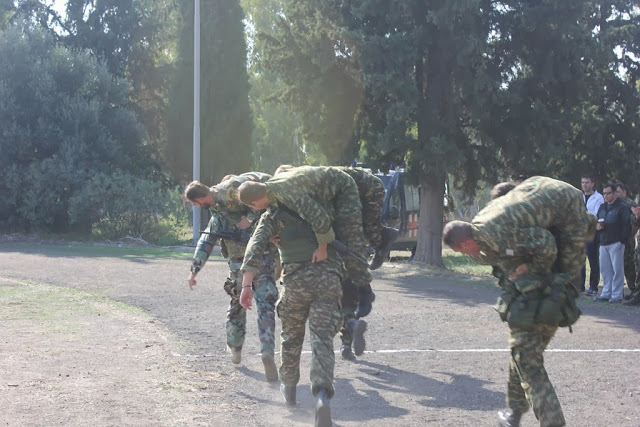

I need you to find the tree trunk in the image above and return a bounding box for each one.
[412,173,445,267]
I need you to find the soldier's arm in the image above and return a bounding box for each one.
[509,227,557,274]
[188,216,220,289]
[241,212,277,274]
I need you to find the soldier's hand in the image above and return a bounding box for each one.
[236,216,251,229]
[240,286,253,310]
[312,244,328,263]
[509,264,528,281]
[188,274,197,290]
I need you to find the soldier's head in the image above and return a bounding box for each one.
[184,181,214,209]
[490,182,516,200]
[602,183,617,204]
[238,181,270,210]
[615,183,627,200]
[581,174,596,195]
[442,220,481,255]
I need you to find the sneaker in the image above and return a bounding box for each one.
[261,353,279,382]
[314,389,332,427]
[594,295,610,302]
[584,289,597,296]
[349,318,368,356]
[280,383,296,407]
[226,345,242,364]
[340,344,355,361]
[609,298,623,304]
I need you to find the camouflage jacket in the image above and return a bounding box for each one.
[469,175,596,288]
[191,172,273,274]
[241,207,343,276]
[263,166,356,245]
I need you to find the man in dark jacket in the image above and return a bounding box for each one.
[595,183,632,303]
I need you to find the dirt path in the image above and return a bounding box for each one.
[1,242,639,426]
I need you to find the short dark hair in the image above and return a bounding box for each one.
[442,220,473,248]
[602,183,616,194]
[616,183,627,192]
[490,182,516,200]
[184,181,210,202]
[237,181,267,205]
[581,173,595,182]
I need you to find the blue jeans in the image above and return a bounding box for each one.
[599,242,625,301]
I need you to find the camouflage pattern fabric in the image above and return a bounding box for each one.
[277,258,343,398]
[263,165,372,289]
[241,202,344,397]
[213,172,272,224]
[472,176,597,290]
[189,171,278,356]
[623,198,638,292]
[508,324,565,426]
[632,245,640,301]
[338,167,386,249]
[227,257,278,355]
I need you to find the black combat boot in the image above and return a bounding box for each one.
[348,318,368,356]
[497,409,523,427]
[314,388,332,427]
[340,344,355,361]
[280,383,296,407]
[354,286,375,319]
[369,226,399,270]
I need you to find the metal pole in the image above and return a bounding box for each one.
[192,0,201,243]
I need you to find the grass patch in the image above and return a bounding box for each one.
[442,249,493,277]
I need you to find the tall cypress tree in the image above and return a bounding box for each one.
[167,0,253,184]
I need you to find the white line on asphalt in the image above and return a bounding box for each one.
[176,348,640,358]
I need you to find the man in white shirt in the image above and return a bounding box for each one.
[581,174,604,295]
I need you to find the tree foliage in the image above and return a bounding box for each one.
[0,23,169,235]
[166,0,253,185]
[248,0,640,265]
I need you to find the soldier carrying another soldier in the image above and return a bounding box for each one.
[443,175,596,427]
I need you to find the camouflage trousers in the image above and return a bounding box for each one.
[277,260,343,398]
[333,186,373,290]
[508,324,565,427]
[625,240,637,292]
[227,256,278,355]
[339,278,359,346]
[361,181,386,250]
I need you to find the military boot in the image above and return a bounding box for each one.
[226,345,242,364]
[369,226,400,270]
[261,353,279,382]
[348,318,368,356]
[354,287,375,319]
[314,388,332,427]
[497,409,522,427]
[340,344,355,361]
[280,383,296,407]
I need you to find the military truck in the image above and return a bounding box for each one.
[376,169,420,258]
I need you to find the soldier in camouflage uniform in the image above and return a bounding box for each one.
[239,202,343,427]
[443,176,596,427]
[615,184,638,295]
[624,201,640,306]
[183,173,280,382]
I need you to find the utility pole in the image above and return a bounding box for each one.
[192,0,201,243]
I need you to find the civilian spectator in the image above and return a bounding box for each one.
[581,174,604,296]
